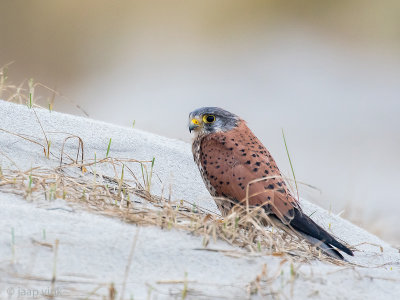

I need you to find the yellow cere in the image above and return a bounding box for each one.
[191,118,200,125]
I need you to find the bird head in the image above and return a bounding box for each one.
[188,107,240,136]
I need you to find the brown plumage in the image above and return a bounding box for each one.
[189,107,353,260]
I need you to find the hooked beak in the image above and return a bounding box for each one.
[189,118,201,133]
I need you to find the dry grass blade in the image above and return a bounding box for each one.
[60,135,84,166]
[119,228,140,300]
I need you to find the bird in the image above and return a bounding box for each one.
[188,107,353,260]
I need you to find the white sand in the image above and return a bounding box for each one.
[0,100,399,299]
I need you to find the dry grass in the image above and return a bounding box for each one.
[1,148,339,262]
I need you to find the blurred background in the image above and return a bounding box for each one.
[1,0,399,244]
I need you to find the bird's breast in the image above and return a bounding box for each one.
[192,136,218,196]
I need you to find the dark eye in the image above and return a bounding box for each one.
[203,114,216,123]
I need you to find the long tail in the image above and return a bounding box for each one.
[289,208,354,260]
[298,232,345,260]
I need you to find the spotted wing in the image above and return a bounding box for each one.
[199,124,297,223]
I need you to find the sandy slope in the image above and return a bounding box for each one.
[0,100,399,299]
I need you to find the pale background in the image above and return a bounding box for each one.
[1,1,399,243]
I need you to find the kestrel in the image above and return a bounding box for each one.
[189,107,353,260]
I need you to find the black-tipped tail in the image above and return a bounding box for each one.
[289,208,353,259]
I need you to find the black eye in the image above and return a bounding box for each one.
[204,115,216,123]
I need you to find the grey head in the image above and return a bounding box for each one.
[188,107,240,135]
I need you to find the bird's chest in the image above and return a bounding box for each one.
[192,137,217,197]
